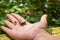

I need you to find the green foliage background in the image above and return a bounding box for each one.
[0,0,60,40]
[0,0,60,33]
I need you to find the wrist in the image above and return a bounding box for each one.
[33,29,55,40]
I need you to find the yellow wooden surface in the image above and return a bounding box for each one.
[0,34,11,40]
[51,27,60,37]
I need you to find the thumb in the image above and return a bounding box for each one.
[39,14,48,29]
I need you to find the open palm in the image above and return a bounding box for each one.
[1,14,47,40]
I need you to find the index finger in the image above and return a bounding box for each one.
[11,13,30,25]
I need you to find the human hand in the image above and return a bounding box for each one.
[1,14,47,40]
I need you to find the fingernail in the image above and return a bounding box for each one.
[6,14,10,16]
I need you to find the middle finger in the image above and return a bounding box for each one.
[6,14,19,25]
